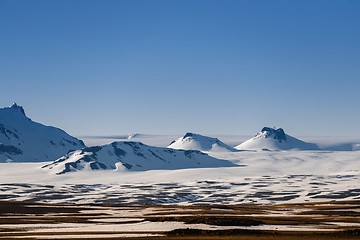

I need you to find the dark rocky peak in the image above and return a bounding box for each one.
[183,133,196,139]
[2,103,27,117]
[261,127,287,142]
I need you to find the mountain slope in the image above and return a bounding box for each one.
[168,133,237,152]
[0,103,85,162]
[235,127,320,151]
[42,141,237,174]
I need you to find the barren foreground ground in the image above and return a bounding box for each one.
[0,200,359,239]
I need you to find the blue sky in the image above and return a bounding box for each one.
[0,0,359,136]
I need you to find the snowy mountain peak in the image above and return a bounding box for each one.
[180,132,208,141]
[181,133,224,144]
[168,133,236,152]
[258,127,287,143]
[2,103,27,117]
[183,132,197,138]
[236,127,319,151]
[10,102,20,108]
[0,103,85,162]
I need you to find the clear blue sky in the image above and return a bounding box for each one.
[0,0,359,136]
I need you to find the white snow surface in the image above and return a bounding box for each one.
[168,133,236,152]
[42,141,236,174]
[0,103,85,162]
[0,147,359,205]
[236,127,320,151]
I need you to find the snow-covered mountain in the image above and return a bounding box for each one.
[0,103,85,162]
[235,127,320,151]
[168,133,237,152]
[42,141,236,174]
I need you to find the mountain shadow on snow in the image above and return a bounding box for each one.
[42,141,237,174]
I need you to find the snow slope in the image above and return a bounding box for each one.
[235,127,320,151]
[42,141,236,174]
[0,103,85,162]
[168,133,237,152]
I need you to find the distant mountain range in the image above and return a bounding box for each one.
[1,103,359,175]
